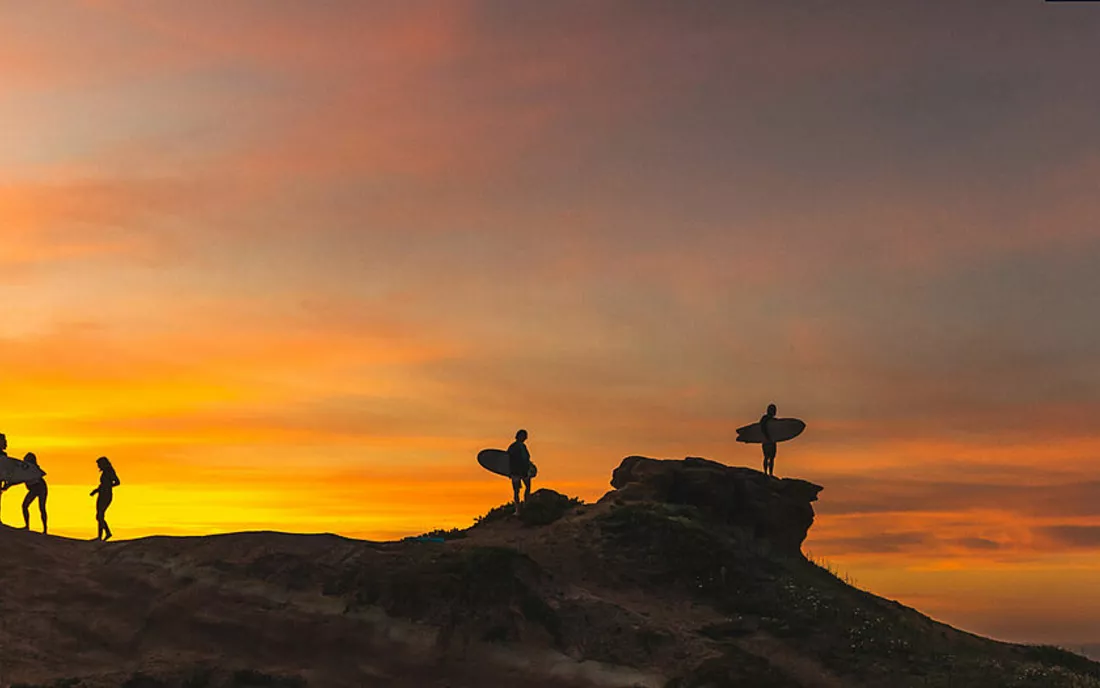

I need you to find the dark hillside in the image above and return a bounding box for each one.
[0,457,1096,687]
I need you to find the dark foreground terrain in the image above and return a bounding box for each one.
[0,457,1097,687]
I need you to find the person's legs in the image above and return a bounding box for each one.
[763,443,777,476]
[97,493,113,540]
[39,486,48,534]
[522,476,531,500]
[511,477,522,515]
[21,491,33,529]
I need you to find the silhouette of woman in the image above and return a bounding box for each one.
[20,452,48,534]
[0,433,10,518]
[90,456,120,541]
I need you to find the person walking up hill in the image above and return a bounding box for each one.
[90,456,120,541]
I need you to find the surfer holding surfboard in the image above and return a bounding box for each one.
[507,429,533,516]
[477,430,538,516]
[0,433,49,526]
[735,404,805,477]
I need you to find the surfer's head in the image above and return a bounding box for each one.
[515,429,528,441]
[96,456,113,471]
[0,433,5,450]
[767,404,777,416]
[23,452,37,466]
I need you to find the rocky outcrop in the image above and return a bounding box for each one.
[1,459,1096,688]
[604,456,823,555]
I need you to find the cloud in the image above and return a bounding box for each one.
[809,531,1007,557]
[952,537,1002,551]
[1036,525,1100,549]
[810,531,929,554]
[9,0,1100,293]
[0,179,201,270]
[816,477,1100,519]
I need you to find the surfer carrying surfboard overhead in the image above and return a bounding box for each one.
[761,404,778,476]
[507,429,532,516]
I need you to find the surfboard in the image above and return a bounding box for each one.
[736,418,806,444]
[477,448,537,479]
[0,456,46,486]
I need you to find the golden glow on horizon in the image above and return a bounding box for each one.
[2,1,1099,648]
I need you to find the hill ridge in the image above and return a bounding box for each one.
[0,456,1096,687]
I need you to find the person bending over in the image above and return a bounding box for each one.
[20,452,48,534]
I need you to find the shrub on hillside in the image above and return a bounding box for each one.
[413,527,468,541]
[474,489,583,527]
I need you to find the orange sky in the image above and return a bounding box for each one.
[2,0,1100,650]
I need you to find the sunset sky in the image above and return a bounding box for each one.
[2,0,1099,650]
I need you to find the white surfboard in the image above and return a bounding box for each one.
[0,456,46,486]
[735,418,806,444]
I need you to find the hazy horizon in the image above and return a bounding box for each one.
[2,0,1099,650]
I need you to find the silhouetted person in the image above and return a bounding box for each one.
[0,440,47,531]
[19,452,47,534]
[0,433,12,518]
[507,429,532,516]
[761,403,777,476]
[90,456,120,541]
